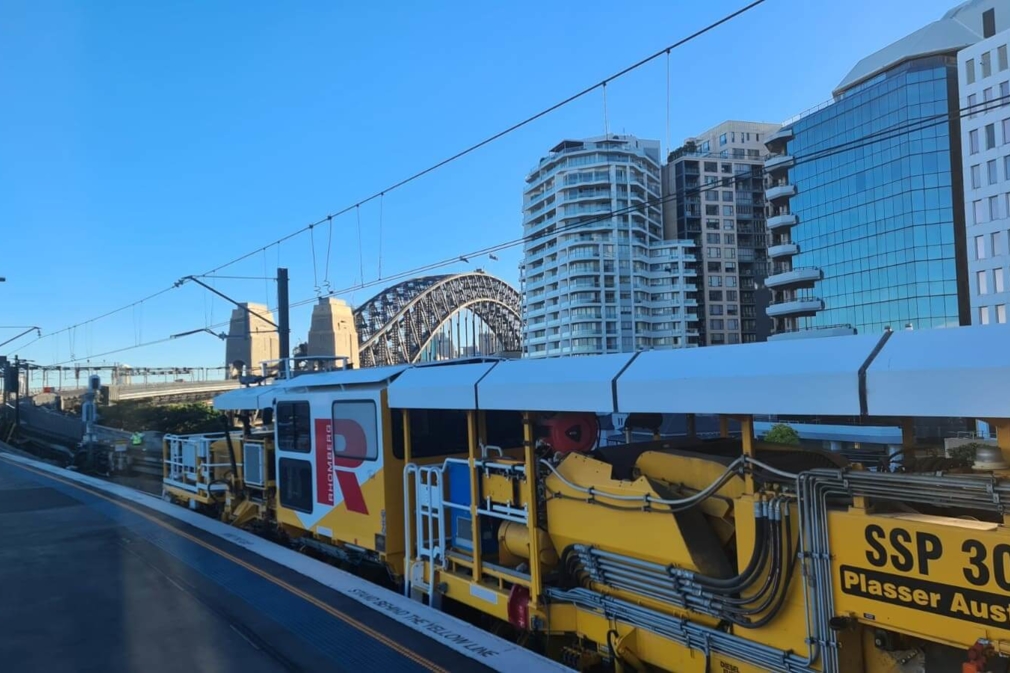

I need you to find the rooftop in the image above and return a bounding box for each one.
[834,0,1002,96]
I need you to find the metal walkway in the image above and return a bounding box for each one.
[0,451,559,673]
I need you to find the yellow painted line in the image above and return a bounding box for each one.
[6,458,449,673]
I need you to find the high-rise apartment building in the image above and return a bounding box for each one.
[663,121,779,345]
[959,9,1010,325]
[520,135,699,357]
[764,1,1008,339]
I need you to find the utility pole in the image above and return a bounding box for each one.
[277,267,290,366]
[13,355,19,434]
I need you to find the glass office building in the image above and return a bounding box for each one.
[761,1,1010,337]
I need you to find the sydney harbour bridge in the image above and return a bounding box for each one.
[352,271,522,367]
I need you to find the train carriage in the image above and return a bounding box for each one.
[164,325,1010,672]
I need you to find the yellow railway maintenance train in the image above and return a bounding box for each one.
[163,325,1010,672]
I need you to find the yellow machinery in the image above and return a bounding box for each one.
[163,429,276,528]
[165,327,1010,672]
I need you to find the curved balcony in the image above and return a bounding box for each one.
[766,183,797,203]
[764,153,794,174]
[768,242,799,259]
[764,127,794,152]
[765,266,822,290]
[766,296,823,318]
[767,212,799,230]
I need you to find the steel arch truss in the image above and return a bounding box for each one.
[354,272,522,367]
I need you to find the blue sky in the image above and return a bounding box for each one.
[0,0,958,369]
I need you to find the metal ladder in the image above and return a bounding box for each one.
[403,463,446,608]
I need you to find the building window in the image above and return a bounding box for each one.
[1004,118,1010,144]
[967,58,976,84]
[700,141,710,153]
[1000,45,1009,72]
[725,276,738,287]
[981,306,991,325]
[991,195,1002,220]
[996,269,1006,294]
[970,129,980,154]
[723,220,735,230]
[978,270,989,295]
[711,319,724,330]
[989,159,999,185]
[722,191,733,202]
[709,304,724,316]
[987,124,997,150]
[975,199,986,224]
[1003,82,1010,107]
[727,319,739,331]
[1005,155,1010,180]
[985,87,994,104]
[992,231,1002,255]
[706,219,720,230]
[707,261,721,272]
[711,333,725,344]
[969,93,978,118]
[706,233,721,244]
[725,247,736,259]
[722,205,734,216]
[719,134,727,146]
[706,205,719,216]
[721,163,732,174]
[706,190,719,202]
[704,161,718,173]
[972,163,982,188]
[708,275,722,287]
[977,235,986,259]
[707,247,721,259]
[709,290,723,301]
[726,290,738,301]
[999,305,1008,324]
[983,51,993,79]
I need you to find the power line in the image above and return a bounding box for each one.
[49,91,1010,363]
[35,68,1003,367]
[18,1,768,353]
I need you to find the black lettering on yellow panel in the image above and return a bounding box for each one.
[840,565,1010,630]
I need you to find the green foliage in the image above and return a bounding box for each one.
[948,441,986,464]
[98,401,222,435]
[763,423,800,446]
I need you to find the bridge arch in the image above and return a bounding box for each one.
[354,272,521,367]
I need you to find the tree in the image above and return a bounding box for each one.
[764,423,800,446]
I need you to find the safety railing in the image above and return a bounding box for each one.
[164,432,243,498]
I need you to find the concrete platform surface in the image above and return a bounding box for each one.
[0,452,554,673]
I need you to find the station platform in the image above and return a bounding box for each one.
[0,449,566,673]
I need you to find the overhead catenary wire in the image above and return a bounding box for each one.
[37,90,1006,366]
[19,1,768,355]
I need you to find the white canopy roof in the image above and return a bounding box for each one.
[476,353,637,412]
[866,325,1010,418]
[387,361,501,410]
[616,334,883,416]
[282,364,410,390]
[212,385,276,411]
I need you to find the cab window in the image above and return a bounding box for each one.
[277,401,311,452]
[332,400,379,461]
[278,458,313,512]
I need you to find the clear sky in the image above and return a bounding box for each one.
[0,0,959,370]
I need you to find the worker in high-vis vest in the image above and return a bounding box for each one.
[130,432,143,446]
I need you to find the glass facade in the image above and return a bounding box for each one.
[784,55,969,334]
